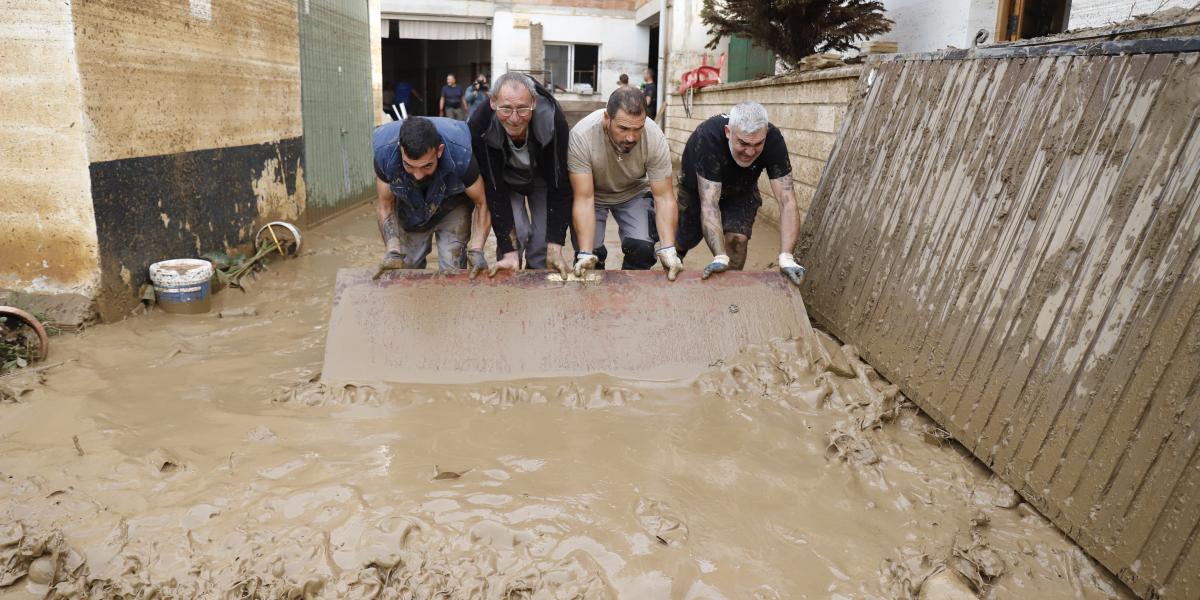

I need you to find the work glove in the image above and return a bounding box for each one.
[701,254,730,280]
[489,251,520,277]
[546,243,570,279]
[656,246,683,282]
[779,252,807,287]
[466,249,488,280]
[372,250,407,280]
[573,252,599,278]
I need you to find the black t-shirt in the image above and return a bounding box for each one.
[680,114,791,199]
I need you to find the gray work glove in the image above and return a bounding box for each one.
[701,254,731,280]
[573,252,599,278]
[656,246,683,282]
[779,252,806,287]
[467,249,488,280]
[372,250,406,280]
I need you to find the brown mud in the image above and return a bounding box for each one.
[1,207,1130,599]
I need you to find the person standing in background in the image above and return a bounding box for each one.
[466,73,490,117]
[641,69,657,120]
[440,74,466,121]
[394,80,422,115]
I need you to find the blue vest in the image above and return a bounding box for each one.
[372,117,473,231]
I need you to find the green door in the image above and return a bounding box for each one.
[727,35,776,83]
[298,0,376,225]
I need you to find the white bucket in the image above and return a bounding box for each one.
[149,259,213,314]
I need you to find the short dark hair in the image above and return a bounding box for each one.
[606,86,645,118]
[618,73,629,84]
[399,117,441,158]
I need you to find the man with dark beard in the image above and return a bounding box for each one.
[566,87,681,280]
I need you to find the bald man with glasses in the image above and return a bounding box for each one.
[467,72,574,276]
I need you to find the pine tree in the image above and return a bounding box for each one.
[701,0,893,67]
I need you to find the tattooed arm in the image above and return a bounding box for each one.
[697,175,725,257]
[376,178,402,254]
[769,173,805,286]
[768,174,800,255]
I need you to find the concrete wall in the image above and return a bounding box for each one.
[492,5,648,98]
[861,0,998,53]
[1069,0,1197,28]
[371,0,384,126]
[72,0,306,320]
[0,0,101,324]
[797,43,1200,599]
[664,0,728,87]
[663,66,862,225]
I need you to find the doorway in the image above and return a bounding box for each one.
[996,0,1070,41]
[381,38,490,117]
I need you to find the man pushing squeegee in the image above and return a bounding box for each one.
[371,82,804,288]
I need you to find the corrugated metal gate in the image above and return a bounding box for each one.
[298,0,375,225]
[797,39,1200,599]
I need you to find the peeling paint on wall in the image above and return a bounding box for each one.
[0,0,101,324]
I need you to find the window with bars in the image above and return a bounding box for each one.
[544,43,599,92]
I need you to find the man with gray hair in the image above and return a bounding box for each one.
[675,101,806,286]
[467,72,574,275]
[567,86,682,279]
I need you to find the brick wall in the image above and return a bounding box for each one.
[663,66,862,225]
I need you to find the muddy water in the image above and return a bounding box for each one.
[0,206,1131,599]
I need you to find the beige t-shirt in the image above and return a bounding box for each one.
[567,108,672,207]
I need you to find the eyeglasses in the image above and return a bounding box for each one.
[496,106,533,118]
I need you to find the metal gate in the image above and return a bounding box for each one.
[797,38,1200,599]
[298,0,376,225]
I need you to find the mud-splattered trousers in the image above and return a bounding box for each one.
[509,177,550,269]
[394,195,471,271]
[571,192,658,270]
[674,182,761,259]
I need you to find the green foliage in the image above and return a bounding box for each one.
[701,0,893,67]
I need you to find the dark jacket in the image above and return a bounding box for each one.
[467,82,572,256]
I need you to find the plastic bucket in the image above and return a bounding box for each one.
[149,259,213,314]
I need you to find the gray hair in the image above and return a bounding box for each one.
[490,72,537,101]
[728,101,768,134]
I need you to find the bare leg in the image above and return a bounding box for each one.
[725,233,749,270]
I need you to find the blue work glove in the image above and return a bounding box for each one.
[701,254,730,280]
[779,252,806,287]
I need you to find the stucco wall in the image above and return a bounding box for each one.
[1069,0,1196,28]
[664,66,862,226]
[861,0,999,53]
[0,0,101,324]
[492,6,649,99]
[665,0,728,86]
[71,0,306,320]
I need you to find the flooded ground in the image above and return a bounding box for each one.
[0,205,1132,599]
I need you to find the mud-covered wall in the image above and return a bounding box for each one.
[71,0,305,320]
[797,41,1200,599]
[0,0,101,324]
[664,66,861,225]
